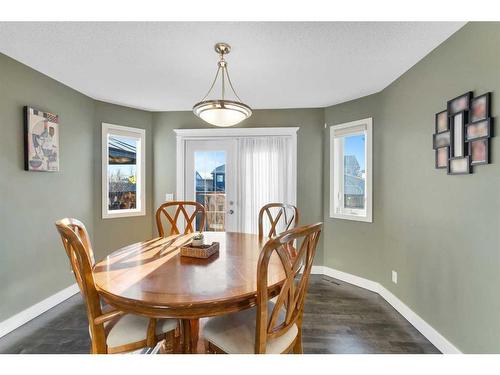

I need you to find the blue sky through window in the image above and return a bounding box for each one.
[194,151,226,178]
[344,134,365,171]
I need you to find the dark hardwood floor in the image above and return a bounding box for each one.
[0,275,439,354]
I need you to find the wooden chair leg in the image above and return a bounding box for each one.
[146,318,158,347]
[293,316,304,354]
[292,335,303,354]
[204,340,212,354]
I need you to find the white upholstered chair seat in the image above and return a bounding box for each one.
[104,315,177,348]
[204,303,298,354]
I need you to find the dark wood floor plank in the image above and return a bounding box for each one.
[0,275,440,354]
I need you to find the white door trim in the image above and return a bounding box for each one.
[175,127,299,214]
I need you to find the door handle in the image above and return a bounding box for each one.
[228,209,234,215]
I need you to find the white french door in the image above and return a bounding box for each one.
[177,128,298,234]
[185,139,237,232]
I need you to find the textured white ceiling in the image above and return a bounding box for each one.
[0,22,465,111]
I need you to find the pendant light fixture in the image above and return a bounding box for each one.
[193,43,252,127]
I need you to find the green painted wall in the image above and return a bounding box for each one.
[92,101,154,260]
[0,54,156,321]
[152,109,325,264]
[323,22,500,353]
[323,93,383,281]
[0,53,95,320]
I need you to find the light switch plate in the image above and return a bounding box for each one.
[165,193,174,202]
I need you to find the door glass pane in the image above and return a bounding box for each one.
[343,134,365,210]
[194,151,226,231]
[108,134,139,211]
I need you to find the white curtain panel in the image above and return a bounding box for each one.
[237,136,294,234]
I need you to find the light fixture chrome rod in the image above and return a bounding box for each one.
[200,65,222,102]
[224,66,244,103]
[221,64,225,100]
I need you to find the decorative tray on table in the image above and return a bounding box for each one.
[180,241,220,259]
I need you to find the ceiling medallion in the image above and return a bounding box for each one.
[193,43,252,127]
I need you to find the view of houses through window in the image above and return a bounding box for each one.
[343,134,366,210]
[108,134,139,211]
[194,151,226,231]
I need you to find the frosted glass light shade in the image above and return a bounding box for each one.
[193,100,252,127]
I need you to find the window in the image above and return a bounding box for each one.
[194,150,227,231]
[330,118,372,222]
[102,123,145,218]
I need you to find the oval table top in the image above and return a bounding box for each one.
[93,231,286,319]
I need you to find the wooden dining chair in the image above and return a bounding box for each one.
[203,222,322,354]
[55,218,178,354]
[259,203,300,260]
[258,203,299,240]
[156,201,206,236]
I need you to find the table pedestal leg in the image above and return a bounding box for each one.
[181,318,199,353]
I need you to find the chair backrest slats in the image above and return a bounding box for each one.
[255,222,322,353]
[258,203,299,240]
[155,201,206,236]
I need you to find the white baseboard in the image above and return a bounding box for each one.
[0,283,79,339]
[1,268,462,354]
[311,265,461,354]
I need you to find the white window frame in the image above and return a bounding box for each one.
[102,123,146,219]
[329,118,373,223]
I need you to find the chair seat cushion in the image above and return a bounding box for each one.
[204,303,298,354]
[105,315,177,348]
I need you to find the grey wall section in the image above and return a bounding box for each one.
[0,55,156,321]
[323,22,500,353]
[0,53,95,320]
[323,93,382,281]
[153,109,325,264]
[92,101,154,260]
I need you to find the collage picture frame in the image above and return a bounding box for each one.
[433,91,493,175]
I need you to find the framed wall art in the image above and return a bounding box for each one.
[435,110,449,133]
[447,92,472,116]
[435,146,449,169]
[433,91,494,175]
[24,106,60,172]
[433,131,451,149]
[450,111,466,158]
[448,156,471,175]
[469,138,489,166]
[470,92,490,122]
[466,118,492,141]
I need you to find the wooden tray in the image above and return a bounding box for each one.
[180,242,219,259]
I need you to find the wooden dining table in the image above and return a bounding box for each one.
[93,231,286,353]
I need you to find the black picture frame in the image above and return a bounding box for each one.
[433,130,451,149]
[450,110,467,157]
[447,156,471,175]
[23,105,60,172]
[469,138,490,166]
[465,118,493,141]
[435,110,449,133]
[435,146,449,169]
[470,92,491,122]
[447,91,473,116]
[23,106,29,171]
